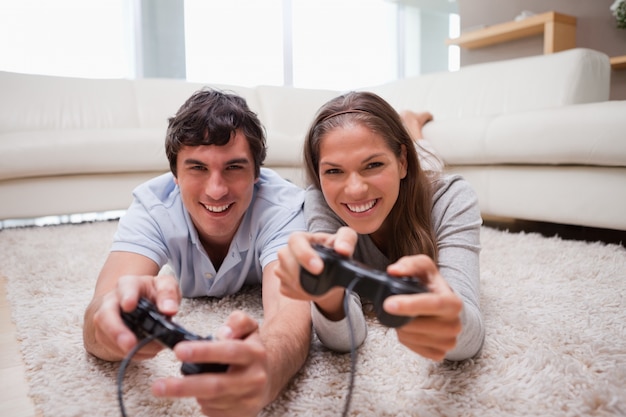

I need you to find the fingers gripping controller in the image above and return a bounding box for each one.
[120,297,228,374]
[300,244,429,327]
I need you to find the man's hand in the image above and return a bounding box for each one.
[83,251,181,361]
[152,311,270,417]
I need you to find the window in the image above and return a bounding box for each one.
[1,0,458,89]
[184,0,284,87]
[448,13,460,71]
[290,0,397,90]
[0,0,133,79]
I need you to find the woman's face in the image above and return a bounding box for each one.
[318,123,407,238]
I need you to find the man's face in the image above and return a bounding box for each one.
[174,130,258,249]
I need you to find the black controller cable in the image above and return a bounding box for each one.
[116,282,362,417]
[117,334,159,417]
[342,277,362,417]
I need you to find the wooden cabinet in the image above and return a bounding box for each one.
[446,11,577,55]
[610,55,626,70]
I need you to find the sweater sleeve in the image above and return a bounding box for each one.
[431,175,485,361]
[304,186,368,352]
[310,292,368,353]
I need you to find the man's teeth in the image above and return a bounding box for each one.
[203,203,231,213]
[347,200,376,213]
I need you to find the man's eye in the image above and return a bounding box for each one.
[191,165,206,171]
[323,168,341,175]
[226,165,244,171]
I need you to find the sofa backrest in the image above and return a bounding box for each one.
[133,79,263,130]
[254,85,339,167]
[0,72,272,182]
[0,72,263,133]
[0,48,612,184]
[0,47,609,134]
[368,48,610,121]
[0,72,141,132]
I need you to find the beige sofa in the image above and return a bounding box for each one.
[1,48,625,231]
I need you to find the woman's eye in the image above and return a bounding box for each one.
[366,162,384,169]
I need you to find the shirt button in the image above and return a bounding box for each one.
[204,272,214,279]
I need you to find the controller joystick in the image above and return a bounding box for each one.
[121,297,227,374]
[300,244,429,327]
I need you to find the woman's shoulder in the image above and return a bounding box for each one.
[431,174,480,222]
[431,173,477,202]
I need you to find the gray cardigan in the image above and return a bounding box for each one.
[305,174,485,361]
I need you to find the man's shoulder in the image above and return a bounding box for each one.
[133,172,180,209]
[254,168,305,209]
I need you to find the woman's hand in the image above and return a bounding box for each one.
[275,227,358,320]
[383,254,463,361]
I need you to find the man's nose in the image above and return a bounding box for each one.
[205,173,228,200]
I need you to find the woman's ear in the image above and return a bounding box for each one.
[399,144,408,179]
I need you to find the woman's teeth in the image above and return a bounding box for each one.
[346,200,376,213]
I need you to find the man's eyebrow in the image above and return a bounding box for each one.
[182,158,251,166]
[225,158,251,165]
[183,158,206,166]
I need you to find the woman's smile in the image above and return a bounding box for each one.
[344,198,379,214]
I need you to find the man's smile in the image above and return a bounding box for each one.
[201,202,233,213]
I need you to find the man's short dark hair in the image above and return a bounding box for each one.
[165,88,267,177]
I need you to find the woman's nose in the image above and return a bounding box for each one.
[344,173,367,197]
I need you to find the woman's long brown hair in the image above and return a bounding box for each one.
[303,91,439,262]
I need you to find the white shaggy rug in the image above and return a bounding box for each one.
[1,221,625,417]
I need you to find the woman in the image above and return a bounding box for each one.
[276,91,484,361]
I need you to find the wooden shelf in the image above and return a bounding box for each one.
[446,11,577,54]
[610,55,626,70]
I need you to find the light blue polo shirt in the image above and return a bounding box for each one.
[111,168,305,298]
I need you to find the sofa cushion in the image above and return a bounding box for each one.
[370,48,610,121]
[427,101,626,167]
[0,129,168,181]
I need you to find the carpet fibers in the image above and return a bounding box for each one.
[1,221,625,417]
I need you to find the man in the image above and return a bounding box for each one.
[83,88,311,417]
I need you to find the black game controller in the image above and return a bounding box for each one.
[121,297,228,374]
[300,244,429,327]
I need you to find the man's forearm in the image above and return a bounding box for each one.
[83,297,121,361]
[259,302,312,403]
